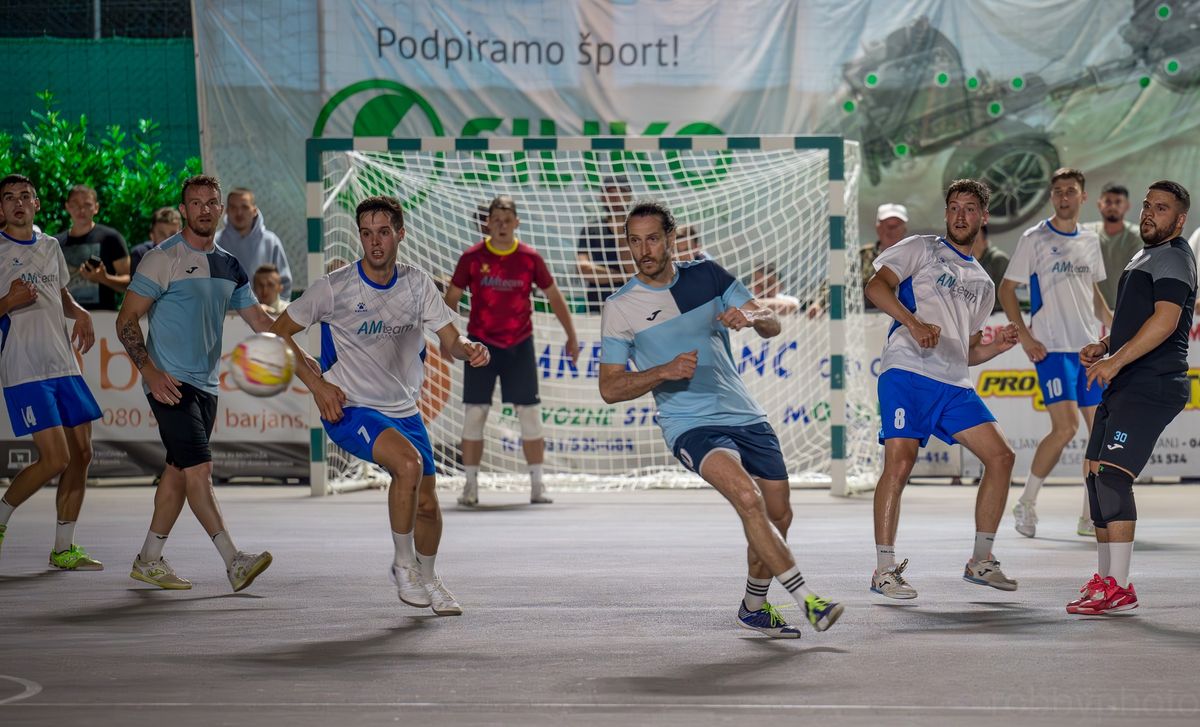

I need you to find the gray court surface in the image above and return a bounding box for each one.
[1,483,1198,726]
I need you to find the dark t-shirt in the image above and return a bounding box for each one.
[56,223,129,310]
[129,241,155,277]
[578,220,625,311]
[1109,237,1197,384]
[977,245,1011,313]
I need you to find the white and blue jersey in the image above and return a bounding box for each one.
[600,260,767,449]
[128,234,257,395]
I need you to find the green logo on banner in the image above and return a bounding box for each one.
[312,79,445,137]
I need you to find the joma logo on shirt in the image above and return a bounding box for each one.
[357,320,414,336]
[1050,261,1090,275]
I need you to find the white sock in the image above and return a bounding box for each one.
[1109,541,1133,587]
[876,544,896,571]
[0,497,15,526]
[392,530,415,568]
[1097,541,1111,577]
[1020,474,1045,504]
[463,466,479,496]
[54,521,76,552]
[417,549,437,581]
[743,576,772,611]
[777,566,814,603]
[211,530,238,568]
[140,530,168,561]
[972,532,996,562]
[529,464,544,497]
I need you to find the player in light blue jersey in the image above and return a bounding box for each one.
[271,195,489,616]
[866,179,1021,600]
[599,201,842,639]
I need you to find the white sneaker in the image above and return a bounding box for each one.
[1013,501,1037,538]
[457,488,478,508]
[1077,517,1096,537]
[227,551,273,592]
[130,555,192,590]
[530,493,553,504]
[963,558,1018,591]
[424,577,463,616]
[870,558,918,599]
[389,563,432,608]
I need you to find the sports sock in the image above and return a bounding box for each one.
[0,497,15,526]
[1020,474,1044,505]
[743,576,771,611]
[876,544,896,571]
[1096,541,1111,578]
[529,464,544,497]
[777,566,814,604]
[972,532,996,562]
[54,521,75,552]
[140,530,168,561]
[211,531,238,568]
[392,530,415,568]
[1108,541,1133,587]
[463,466,479,497]
[416,549,437,581]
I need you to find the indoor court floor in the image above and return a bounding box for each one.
[1,483,1198,726]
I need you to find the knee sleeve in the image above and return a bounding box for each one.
[462,404,490,440]
[1086,472,1103,527]
[516,405,544,440]
[1095,466,1136,524]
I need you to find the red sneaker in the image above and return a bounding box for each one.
[1076,579,1138,615]
[1065,573,1106,614]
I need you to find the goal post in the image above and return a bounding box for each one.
[304,135,878,496]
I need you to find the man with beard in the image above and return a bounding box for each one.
[1067,181,1195,615]
[599,201,843,639]
[865,179,1021,600]
[116,175,275,592]
[1085,184,1143,310]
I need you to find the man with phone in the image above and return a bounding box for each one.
[55,184,130,311]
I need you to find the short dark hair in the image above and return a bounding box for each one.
[624,200,676,236]
[1051,167,1086,190]
[1100,183,1129,198]
[181,174,222,204]
[356,195,405,230]
[488,194,517,216]
[68,183,97,202]
[1148,180,1191,213]
[0,174,37,198]
[254,263,280,277]
[944,179,991,209]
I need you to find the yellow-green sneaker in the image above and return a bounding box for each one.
[49,544,104,571]
[804,593,844,632]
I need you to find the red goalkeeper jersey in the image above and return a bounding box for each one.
[450,238,554,349]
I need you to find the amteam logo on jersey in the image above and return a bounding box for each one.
[1050,260,1090,275]
[977,370,1047,411]
[356,320,415,336]
[19,271,57,285]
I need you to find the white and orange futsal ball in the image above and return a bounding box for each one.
[229,333,296,397]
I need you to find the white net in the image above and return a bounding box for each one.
[314,138,877,494]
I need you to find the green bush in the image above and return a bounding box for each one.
[0,90,201,246]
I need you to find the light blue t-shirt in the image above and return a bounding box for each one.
[600,260,767,448]
[128,234,256,394]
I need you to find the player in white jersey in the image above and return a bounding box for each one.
[865,179,1021,599]
[1000,168,1113,539]
[0,174,103,571]
[271,196,488,615]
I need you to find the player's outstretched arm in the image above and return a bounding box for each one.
[435,323,490,367]
[116,291,182,405]
[865,266,940,348]
[236,301,275,334]
[60,288,95,354]
[543,283,581,365]
[1086,301,1183,389]
[718,300,780,338]
[268,311,346,422]
[598,351,696,404]
[968,323,1019,365]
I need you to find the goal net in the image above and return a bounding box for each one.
[306,136,878,496]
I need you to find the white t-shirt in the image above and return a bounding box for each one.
[1004,219,1105,352]
[286,261,454,418]
[874,234,995,388]
[0,231,81,387]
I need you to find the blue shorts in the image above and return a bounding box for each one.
[3,375,101,437]
[1035,352,1104,407]
[323,407,436,476]
[673,421,788,480]
[878,369,995,447]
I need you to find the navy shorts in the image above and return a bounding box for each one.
[1035,352,1104,407]
[878,369,996,447]
[462,336,540,406]
[4,375,101,437]
[324,407,436,476]
[673,421,788,480]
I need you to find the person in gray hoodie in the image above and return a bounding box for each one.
[215,187,292,299]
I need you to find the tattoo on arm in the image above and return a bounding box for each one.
[118,318,151,370]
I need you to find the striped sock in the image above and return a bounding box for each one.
[743,576,771,610]
[777,566,814,605]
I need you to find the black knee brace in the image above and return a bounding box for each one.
[1086,472,1103,527]
[1095,465,1136,524]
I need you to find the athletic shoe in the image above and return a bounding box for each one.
[803,594,844,632]
[424,577,464,616]
[963,558,1018,591]
[130,555,192,590]
[530,494,554,505]
[389,563,432,608]
[1012,501,1037,538]
[1077,517,1096,537]
[457,493,478,508]
[1075,579,1138,615]
[1066,573,1107,614]
[737,600,801,638]
[227,551,273,592]
[49,544,104,571]
[870,558,918,599]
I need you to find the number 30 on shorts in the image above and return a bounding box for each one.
[893,408,906,429]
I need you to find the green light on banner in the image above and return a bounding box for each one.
[843,100,856,113]
[1164,59,1180,75]
[865,73,879,87]
[1139,76,1152,88]
[935,72,949,86]
[894,143,909,157]
[966,76,979,90]
[1011,76,1025,90]
[1157,4,1171,20]
[988,102,1003,117]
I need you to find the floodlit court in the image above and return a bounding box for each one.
[2,483,1198,726]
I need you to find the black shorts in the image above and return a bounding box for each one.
[462,336,540,406]
[147,382,218,469]
[1084,375,1189,475]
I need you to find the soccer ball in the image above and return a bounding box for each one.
[229,333,296,397]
